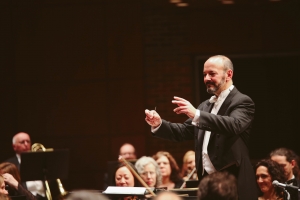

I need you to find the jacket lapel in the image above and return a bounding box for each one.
[217,87,238,116]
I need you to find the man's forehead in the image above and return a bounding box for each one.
[15,133,30,141]
[120,145,134,152]
[272,155,288,162]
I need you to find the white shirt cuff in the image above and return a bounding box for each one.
[151,123,162,133]
[192,109,200,126]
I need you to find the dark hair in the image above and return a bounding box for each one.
[270,147,299,177]
[255,159,285,198]
[152,151,182,184]
[66,190,109,200]
[198,171,238,200]
[112,162,141,187]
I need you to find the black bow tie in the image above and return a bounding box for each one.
[286,178,298,186]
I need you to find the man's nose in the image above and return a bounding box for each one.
[24,141,30,146]
[204,74,211,81]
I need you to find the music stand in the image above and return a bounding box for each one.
[20,149,69,200]
[20,149,69,182]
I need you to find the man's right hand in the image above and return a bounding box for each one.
[145,109,162,128]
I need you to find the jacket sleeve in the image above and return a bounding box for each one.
[153,118,195,142]
[17,184,37,200]
[196,95,255,137]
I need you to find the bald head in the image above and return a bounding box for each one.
[119,143,136,160]
[206,55,234,72]
[153,191,182,200]
[12,132,31,155]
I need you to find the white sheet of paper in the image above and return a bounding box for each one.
[103,186,147,195]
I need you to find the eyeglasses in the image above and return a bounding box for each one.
[141,171,155,176]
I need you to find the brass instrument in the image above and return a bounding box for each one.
[31,143,68,200]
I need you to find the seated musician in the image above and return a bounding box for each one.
[0,175,8,195]
[112,162,141,187]
[255,159,285,200]
[0,162,37,200]
[135,156,162,188]
[152,151,184,190]
[180,151,198,181]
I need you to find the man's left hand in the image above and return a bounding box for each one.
[172,96,196,118]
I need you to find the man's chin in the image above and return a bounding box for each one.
[207,88,216,94]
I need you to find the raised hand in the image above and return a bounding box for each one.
[2,173,18,189]
[145,109,162,128]
[172,96,196,118]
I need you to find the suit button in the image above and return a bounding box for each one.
[216,134,220,138]
[216,145,219,149]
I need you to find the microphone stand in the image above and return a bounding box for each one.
[283,188,291,200]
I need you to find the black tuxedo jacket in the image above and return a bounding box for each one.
[154,87,258,200]
[6,155,20,170]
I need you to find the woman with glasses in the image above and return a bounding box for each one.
[135,156,162,188]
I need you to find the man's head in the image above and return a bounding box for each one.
[198,171,238,200]
[119,143,136,160]
[66,190,109,200]
[153,191,182,200]
[270,147,298,181]
[12,132,31,155]
[203,55,234,96]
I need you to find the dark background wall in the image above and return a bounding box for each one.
[1,0,299,192]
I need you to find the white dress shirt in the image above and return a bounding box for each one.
[192,85,234,175]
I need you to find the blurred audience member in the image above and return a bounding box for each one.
[153,191,182,200]
[135,156,162,187]
[270,147,300,200]
[197,171,237,200]
[181,150,198,181]
[119,143,136,160]
[255,159,285,200]
[152,151,183,189]
[66,190,109,200]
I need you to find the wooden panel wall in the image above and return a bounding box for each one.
[0,0,299,192]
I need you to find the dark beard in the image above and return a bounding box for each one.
[206,75,225,94]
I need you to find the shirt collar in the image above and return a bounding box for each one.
[218,85,234,100]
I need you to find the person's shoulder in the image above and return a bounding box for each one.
[233,87,254,103]
[5,156,18,164]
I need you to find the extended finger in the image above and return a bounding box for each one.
[173,96,189,102]
[172,100,187,106]
[174,106,186,113]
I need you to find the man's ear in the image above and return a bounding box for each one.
[291,159,296,168]
[226,69,233,80]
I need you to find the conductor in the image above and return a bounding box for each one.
[145,55,258,200]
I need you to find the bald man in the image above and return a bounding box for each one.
[5,132,46,200]
[6,132,31,169]
[119,143,136,160]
